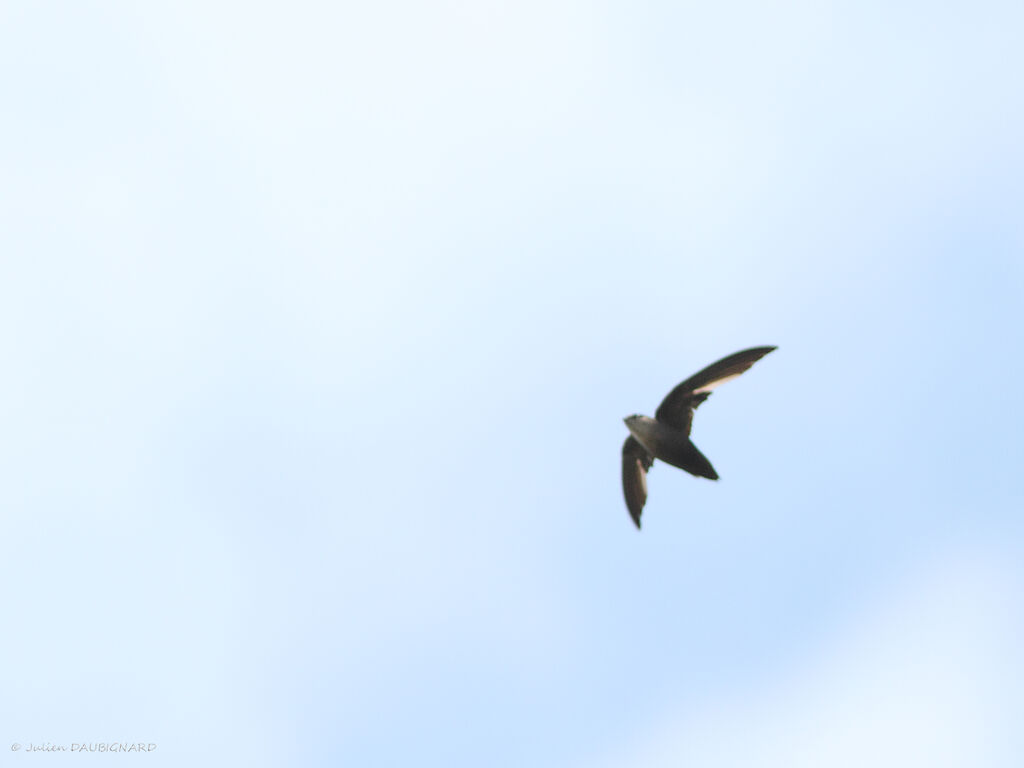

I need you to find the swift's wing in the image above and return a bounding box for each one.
[654,346,776,431]
[622,436,654,529]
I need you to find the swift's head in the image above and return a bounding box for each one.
[623,414,657,442]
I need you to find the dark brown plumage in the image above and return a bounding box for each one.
[622,346,776,529]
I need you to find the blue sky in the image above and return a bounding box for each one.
[2,1,1023,766]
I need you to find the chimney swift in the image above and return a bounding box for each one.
[622,346,776,529]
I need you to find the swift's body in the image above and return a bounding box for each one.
[622,346,776,529]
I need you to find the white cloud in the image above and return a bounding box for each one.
[594,548,1022,768]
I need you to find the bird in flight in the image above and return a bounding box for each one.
[622,346,776,529]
